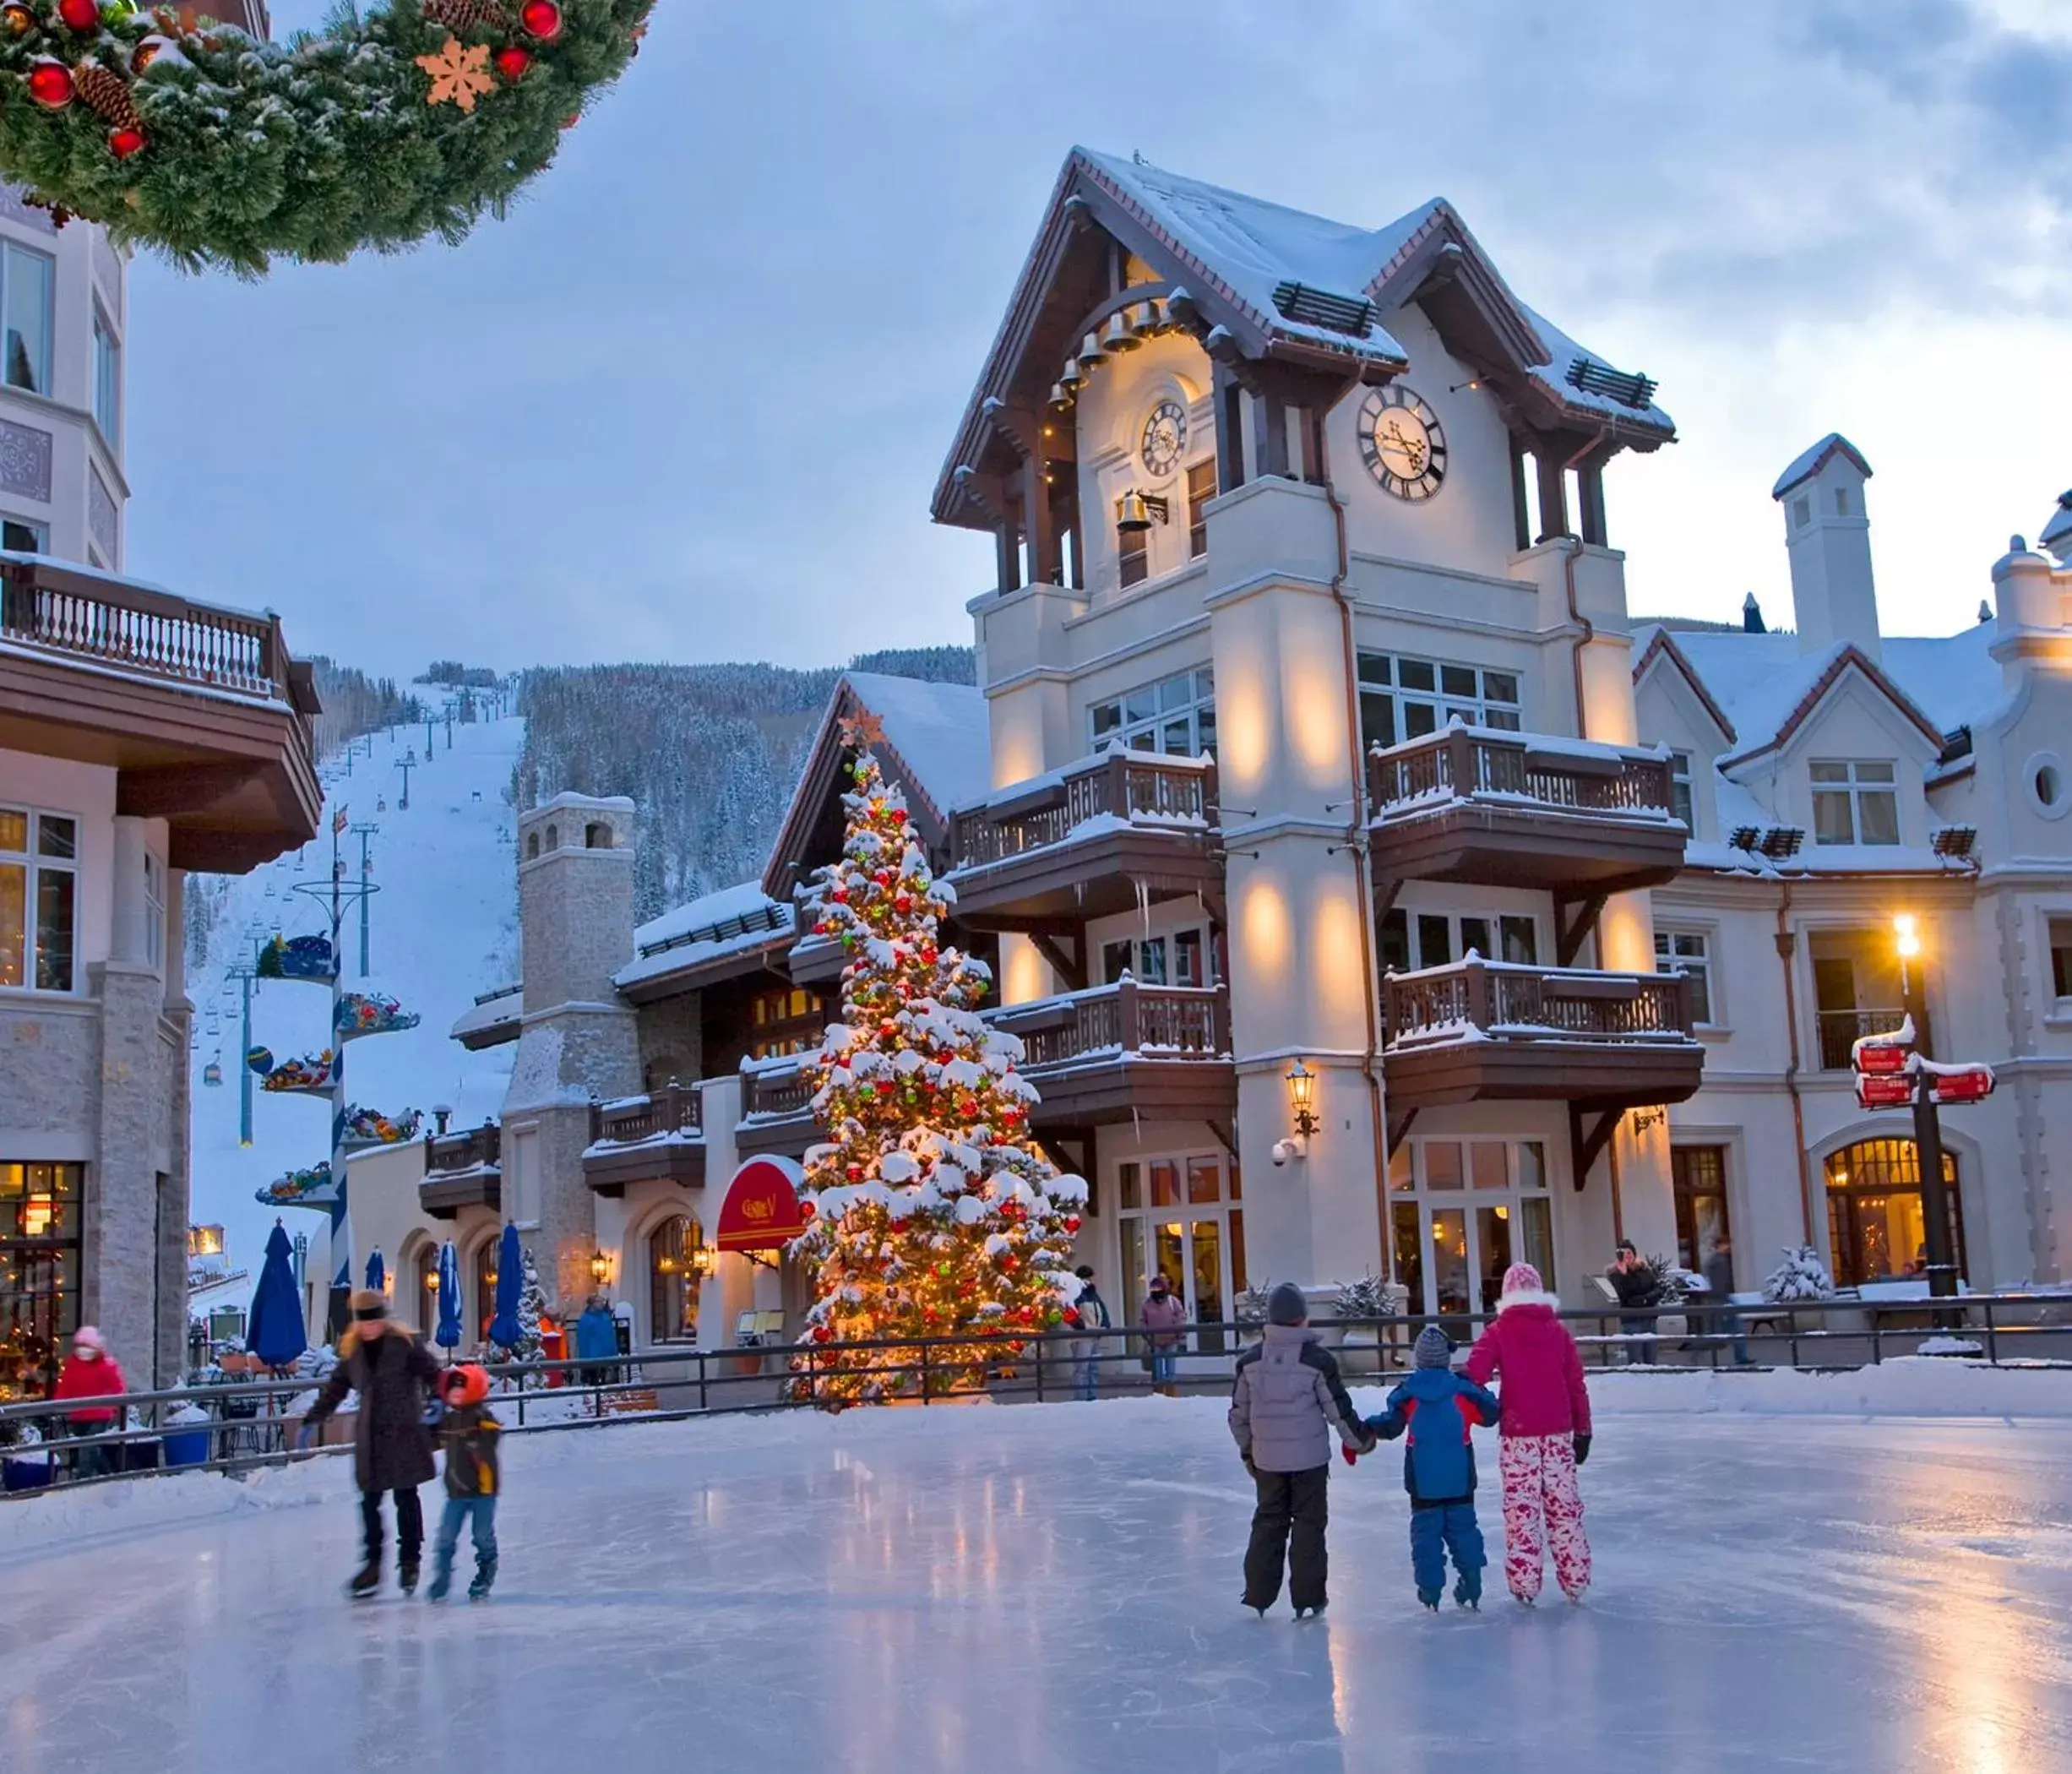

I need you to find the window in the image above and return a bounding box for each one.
[1668,751,1694,830]
[1357,650,1520,753]
[0,808,78,993]
[472,1239,498,1348]
[1185,459,1216,558]
[3,241,52,395]
[1088,666,1215,758]
[1811,760,1900,846]
[1389,1138,1553,1321]
[143,852,164,971]
[1118,520,1148,589]
[1114,1151,1243,1355]
[0,1162,82,1398]
[1825,1140,1964,1288]
[1792,494,1811,529]
[1,516,44,554]
[1671,1145,1731,1275]
[2053,917,2072,1003]
[648,1215,704,1343]
[748,984,825,1060]
[1655,929,1712,1025]
[1101,928,1213,988]
[1383,907,1536,971]
[92,304,120,448]
[412,1244,440,1337]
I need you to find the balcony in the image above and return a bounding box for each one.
[1366,726,1685,897]
[1818,1007,1907,1072]
[583,1082,705,1195]
[0,558,322,871]
[1381,957,1703,1115]
[418,1123,500,1219]
[992,979,1236,1128]
[734,1057,818,1158]
[944,751,1221,933]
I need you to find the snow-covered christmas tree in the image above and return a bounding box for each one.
[512,1249,547,1361]
[791,734,1087,1404]
[1764,1244,1837,1303]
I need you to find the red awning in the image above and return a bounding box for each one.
[715,1156,808,1252]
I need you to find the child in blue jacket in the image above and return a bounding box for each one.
[1366,1325,1500,1610]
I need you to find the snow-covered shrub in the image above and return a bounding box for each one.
[1335,1273,1396,1320]
[1234,1283,1275,1327]
[1764,1244,1838,1303]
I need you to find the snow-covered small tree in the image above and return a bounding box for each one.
[1335,1274,1395,1320]
[1764,1244,1838,1303]
[791,740,1087,1404]
[512,1249,548,1360]
[1235,1282,1276,1327]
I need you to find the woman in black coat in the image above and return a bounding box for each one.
[303,1289,443,1597]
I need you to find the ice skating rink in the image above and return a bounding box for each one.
[4,1373,2072,1774]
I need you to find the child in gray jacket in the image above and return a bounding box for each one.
[1228,1282,1374,1618]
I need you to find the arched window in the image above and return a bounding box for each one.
[1824,1139,1965,1287]
[544,824,559,851]
[585,822,611,849]
[648,1215,704,1345]
[525,831,540,860]
[471,1238,499,1347]
[411,1243,440,1336]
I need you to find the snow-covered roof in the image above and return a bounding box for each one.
[449,985,520,1045]
[2037,490,2072,563]
[616,879,794,993]
[1771,433,1872,500]
[842,673,991,825]
[1516,302,1674,432]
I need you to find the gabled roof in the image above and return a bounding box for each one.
[2039,489,2072,562]
[1630,626,1738,744]
[934,150,1675,529]
[1771,433,1872,500]
[1669,637,1948,770]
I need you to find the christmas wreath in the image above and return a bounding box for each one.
[0,0,652,274]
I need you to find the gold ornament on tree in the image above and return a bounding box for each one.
[415,35,494,111]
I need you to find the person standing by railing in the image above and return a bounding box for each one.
[52,1326,126,1479]
[1606,1242,1657,1365]
[1141,1274,1187,1396]
[1069,1266,1109,1401]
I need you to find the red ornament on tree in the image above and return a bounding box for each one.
[108,125,144,157]
[920,946,938,965]
[811,1324,831,1344]
[493,44,530,79]
[519,0,563,38]
[1063,1307,1081,1327]
[26,61,72,107]
[895,895,913,914]
[1063,1215,1082,1233]
[57,0,98,30]
[799,1200,816,1219]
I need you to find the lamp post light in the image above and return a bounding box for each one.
[1894,914,1958,1303]
[1285,1058,1319,1140]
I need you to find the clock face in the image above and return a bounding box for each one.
[1140,399,1188,478]
[1358,386,1447,501]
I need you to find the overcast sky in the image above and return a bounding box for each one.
[125,0,2070,683]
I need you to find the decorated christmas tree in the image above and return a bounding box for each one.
[512,1248,547,1360]
[791,730,1087,1404]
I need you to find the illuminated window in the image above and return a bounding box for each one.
[748,985,825,1060]
[1824,1139,1964,1287]
[0,808,78,993]
[1389,1138,1553,1320]
[0,1162,81,1397]
[647,1215,704,1343]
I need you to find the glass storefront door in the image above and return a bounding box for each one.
[1117,1152,1244,1353]
[1388,1138,1556,1322]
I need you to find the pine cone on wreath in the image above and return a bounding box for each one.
[421,0,511,30]
[74,60,142,133]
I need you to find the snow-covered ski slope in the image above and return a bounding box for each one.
[186,713,521,1269]
[5,1372,2072,1772]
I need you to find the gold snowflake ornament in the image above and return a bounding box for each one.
[416,35,495,112]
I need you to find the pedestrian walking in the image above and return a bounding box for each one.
[1140,1274,1188,1396]
[52,1326,126,1479]
[1704,1233,1751,1367]
[1069,1265,1109,1400]
[1364,1325,1499,1611]
[1462,1262,1593,1606]
[300,1289,442,1598]
[1227,1282,1374,1619]
[1606,1241,1657,1365]
[427,1364,502,1602]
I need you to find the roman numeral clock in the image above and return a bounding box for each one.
[1357,385,1447,501]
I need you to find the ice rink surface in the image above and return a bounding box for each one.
[5,1377,2072,1774]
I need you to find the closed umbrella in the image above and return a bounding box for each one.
[365,1249,385,1293]
[436,1241,462,1352]
[247,1222,307,1371]
[488,1222,523,1351]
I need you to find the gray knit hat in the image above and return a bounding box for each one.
[1267,1282,1308,1326]
[1413,1325,1454,1369]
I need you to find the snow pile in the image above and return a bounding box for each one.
[1580,1359,2072,1419]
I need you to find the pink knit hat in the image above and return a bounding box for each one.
[1499,1262,1543,1298]
[73,1325,106,1354]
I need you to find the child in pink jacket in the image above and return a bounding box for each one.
[1463,1262,1592,1604]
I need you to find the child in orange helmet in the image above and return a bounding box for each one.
[427,1364,502,1602]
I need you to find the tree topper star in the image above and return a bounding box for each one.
[838,710,886,749]
[416,35,495,112]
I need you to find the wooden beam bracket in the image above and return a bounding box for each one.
[1553,890,1609,968]
[1569,1105,1621,1193]
[1028,930,1086,993]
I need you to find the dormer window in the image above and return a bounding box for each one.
[1792,495,1812,529]
[1811,760,1899,846]
[1667,751,1694,830]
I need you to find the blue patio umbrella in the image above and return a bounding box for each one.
[488,1221,523,1351]
[247,1221,307,1371]
[365,1249,385,1293]
[436,1241,462,1351]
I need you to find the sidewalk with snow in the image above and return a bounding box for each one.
[3,1363,2069,1772]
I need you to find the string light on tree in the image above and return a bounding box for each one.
[789,727,1088,1405]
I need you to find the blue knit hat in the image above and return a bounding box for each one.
[1413,1325,1453,1369]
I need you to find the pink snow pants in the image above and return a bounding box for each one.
[1498,1434,1591,1603]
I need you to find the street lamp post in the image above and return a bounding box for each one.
[397,748,415,811]
[1894,915,1957,1301]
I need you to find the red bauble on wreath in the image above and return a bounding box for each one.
[519,0,563,38]
[57,0,99,32]
[25,61,72,107]
[108,125,144,157]
[493,45,530,79]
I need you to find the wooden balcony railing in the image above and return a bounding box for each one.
[1368,727,1673,820]
[1,558,298,705]
[742,1061,815,1121]
[423,1121,499,1174]
[994,979,1231,1069]
[589,1081,703,1145]
[949,751,1216,872]
[1384,958,1694,1048]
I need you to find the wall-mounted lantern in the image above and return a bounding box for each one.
[1286,1058,1319,1140]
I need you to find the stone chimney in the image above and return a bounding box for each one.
[1773,433,1879,663]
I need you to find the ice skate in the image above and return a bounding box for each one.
[347,1564,379,1600]
[399,1560,420,1597]
[1418,1589,1441,1612]
[469,1556,498,1601]
[1294,1602,1327,1620]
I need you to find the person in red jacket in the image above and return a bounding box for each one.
[1462,1262,1592,1605]
[53,1325,128,1479]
